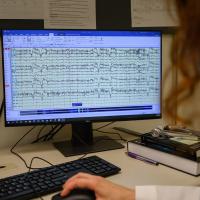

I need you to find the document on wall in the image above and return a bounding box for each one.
[0,0,44,19]
[44,0,96,29]
[131,0,178,27]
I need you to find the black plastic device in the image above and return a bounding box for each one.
[0,156,120,200]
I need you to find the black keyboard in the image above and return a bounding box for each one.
[0,156,121,200]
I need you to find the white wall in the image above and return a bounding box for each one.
[0,34,173,149]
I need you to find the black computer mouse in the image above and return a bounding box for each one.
[51,189,96,200]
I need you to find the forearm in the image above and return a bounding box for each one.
[135,186,200,200]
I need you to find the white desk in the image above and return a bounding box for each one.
[0,141,200,199]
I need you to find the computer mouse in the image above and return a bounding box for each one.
[51,189,96,200]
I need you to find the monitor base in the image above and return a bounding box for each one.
[53,136,124,157]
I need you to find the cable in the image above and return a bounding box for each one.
[10,125,58,170]
[32,125,60,143]
[92,121,128,141]
[46,124,65,141]
[10,124,87,169]
[26,156,55,200]
[32,126,52,143]
[0,98,4,118]
[29,156,54,170]
[9,124,88,199]
[43,125,60,141]
[10,126,38,170]
[95,137,127,145]
[33,122,115,144]
[36,125,46,141]
[93,121,116,131]
[94,129,127,142]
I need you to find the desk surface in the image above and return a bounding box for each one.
[0,141,200,199]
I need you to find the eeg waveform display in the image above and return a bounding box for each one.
[2,30,161,124]
[11,47,160,109]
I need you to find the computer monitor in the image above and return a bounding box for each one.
[1,29,162,156]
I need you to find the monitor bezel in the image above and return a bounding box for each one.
[1,29,162,127]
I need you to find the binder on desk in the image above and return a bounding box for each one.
[127,139,200,176]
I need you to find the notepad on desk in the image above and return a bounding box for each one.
[127,138,200,176]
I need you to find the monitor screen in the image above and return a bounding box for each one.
[1,29,161,126]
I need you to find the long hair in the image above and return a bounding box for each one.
[166,0,200,124]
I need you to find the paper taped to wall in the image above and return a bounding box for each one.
[131,0,178,27]
[44,0,96,29]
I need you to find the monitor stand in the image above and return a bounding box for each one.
[53,121,124,157]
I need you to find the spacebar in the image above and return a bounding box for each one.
[2,189,35,200]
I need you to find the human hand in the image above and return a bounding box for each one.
[61,172,135,200]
